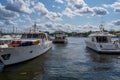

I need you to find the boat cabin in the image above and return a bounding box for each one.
[54,31,67,39]
[91,36,111,43]
[21,33,48,40]
[55,35,66,40]
[0,35,13,45]
[89,32,113,43]
[0,39,12,45]
[6,33,49,48]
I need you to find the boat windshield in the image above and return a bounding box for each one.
[96,36,111,43]
[55,36,66,39]
[21,33,46,39]
[0,40,12,45]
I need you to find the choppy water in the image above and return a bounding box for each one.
[0,37,120,80]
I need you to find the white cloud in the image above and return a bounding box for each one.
[6,0,33,14]
[62,8,76,18]
[25,15,32,23]
[46,12,62,21]
[103,0,120,13]
[34,2,62,21]
[63,0,108,17]
[67,0,87,10]
[34,2,48,16]
[98,20,120,31]
[0,22,4,27]
[55,0,64,4]
[35,22,100,33]
[57,6,61,9]
[52,5,61,9]
[102,4,111,8]
[7,21,119,33]
[110,1,120,12]
[15,18,25,23]
[0,3,18,20]
[64,0,89,17]
[4,20,16,25]
[30,0,35,6]
[0,0,116,33]
[112,19,120,26]
[18,19,120,33]
[76,7,92,15]
[92,7,109,16]
[82,23,99,32]
[52,5,55,8]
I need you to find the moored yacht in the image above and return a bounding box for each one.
[85,25,120,54]
[53,31,68,43]
[0,32,52,65]
[0,34,21,45]
[0,35,14,45]
[0,23,52,66]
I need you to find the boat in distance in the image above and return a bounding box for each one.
[0,35,21,46]
[53,31,68,43]
[0,32,52,66]
[85,25,120,54]
[0,35,13,45]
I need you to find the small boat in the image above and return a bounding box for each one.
[85,25,120,54]
[0,35,21,45]
[53,31,68,43]
[0,35,14,45]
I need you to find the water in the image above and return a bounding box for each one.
[0,37,120,80]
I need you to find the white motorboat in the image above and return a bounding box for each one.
[0,34,21,45]
[0,35,13,45]
[85,25,120,54]
[53,31,68,43]
[0,32,52,65]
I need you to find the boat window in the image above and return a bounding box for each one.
[27,34,33,38]
[21,34,27,38]
[92,37,94,42]
[107,37,111,42]
[22,34,44,38]
[0,42,4,45]
[42,34,44,39]
[63,36,65,39]
[38,34,42,38]
[57,37,61,39]
[33,34,39,38]
[96,36,109,43]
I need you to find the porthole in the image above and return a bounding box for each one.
[30,51,33,53]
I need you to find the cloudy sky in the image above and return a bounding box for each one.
[0,0,120,33]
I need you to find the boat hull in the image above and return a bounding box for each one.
[85,40,120,55]
[0,41,52,65]
[87,47,120,55]
[53,39,67,43]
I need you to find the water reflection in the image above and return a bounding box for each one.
[53,43,67,48]
[85,47,120,72]
[86,48,114,63]
[0,50,52,80]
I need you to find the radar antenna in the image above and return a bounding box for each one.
[99,16,105,32]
